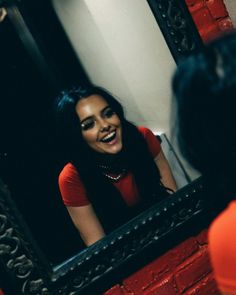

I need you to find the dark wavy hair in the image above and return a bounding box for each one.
[55,86,168,233]
[173,32,236,200]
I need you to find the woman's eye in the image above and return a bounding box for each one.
[81,120,95,131]
[103,108,115,118]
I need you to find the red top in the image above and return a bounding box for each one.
[58,126,161,207]
[208,200,236,295]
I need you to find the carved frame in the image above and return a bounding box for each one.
[147,0,203,62]
[0,178,210,295]
[0,0,207,294]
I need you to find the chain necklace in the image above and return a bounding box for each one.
[102,170,126,182]
[98,164,127,182]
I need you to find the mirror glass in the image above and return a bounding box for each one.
[0,0,195,269]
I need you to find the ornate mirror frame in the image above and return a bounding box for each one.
[0,0,207,294]
[146,0,203,62]
[0,177,210,295]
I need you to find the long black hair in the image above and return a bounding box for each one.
[173,32,236,203]
[55,86,168,232]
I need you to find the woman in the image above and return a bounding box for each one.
[55,86,177,246]
[173,32,236,295]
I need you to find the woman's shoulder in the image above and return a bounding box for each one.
[59,163,79,183]
[137,126,161,157]
[208,200,236,257]
[137,126,159,143]
[58,163,89,206]
[208,200,236,293]
[137,126,156,139]
[209,200,236,236]
[137,126,152,134]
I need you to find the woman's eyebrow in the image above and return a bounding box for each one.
[101,106,110,113]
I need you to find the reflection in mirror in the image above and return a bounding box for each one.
[0,0,200,271]
[54,85,177,247]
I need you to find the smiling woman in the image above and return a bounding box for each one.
[76,95,123,154]
[55,85,177,246]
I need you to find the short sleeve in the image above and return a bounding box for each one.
[138,126,161,158]
[58,163,90,207]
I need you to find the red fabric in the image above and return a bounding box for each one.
[58,126,161,207]
[208,200,236,295]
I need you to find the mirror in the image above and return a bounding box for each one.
[0,0,206,294]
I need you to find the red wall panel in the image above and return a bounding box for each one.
[186,0,234,42]
[105,230,221,295]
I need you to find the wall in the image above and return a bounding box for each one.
[224,0,236,26]
[104,230,220,295]
[186,0,233,42]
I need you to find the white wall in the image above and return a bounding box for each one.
[224,0,236,27]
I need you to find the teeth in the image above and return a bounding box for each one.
[101,131,116,142]
[103,131,115,141]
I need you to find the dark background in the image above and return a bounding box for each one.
[0,1,90,265]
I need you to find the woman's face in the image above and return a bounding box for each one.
[75,94,123,154]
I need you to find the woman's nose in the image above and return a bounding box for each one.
[99,119,111,132]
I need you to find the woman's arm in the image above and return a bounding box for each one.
[154,149,177,192]
[66,205,105,246]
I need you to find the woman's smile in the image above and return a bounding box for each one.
[75,95,123,154]
[100,130,117,143]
